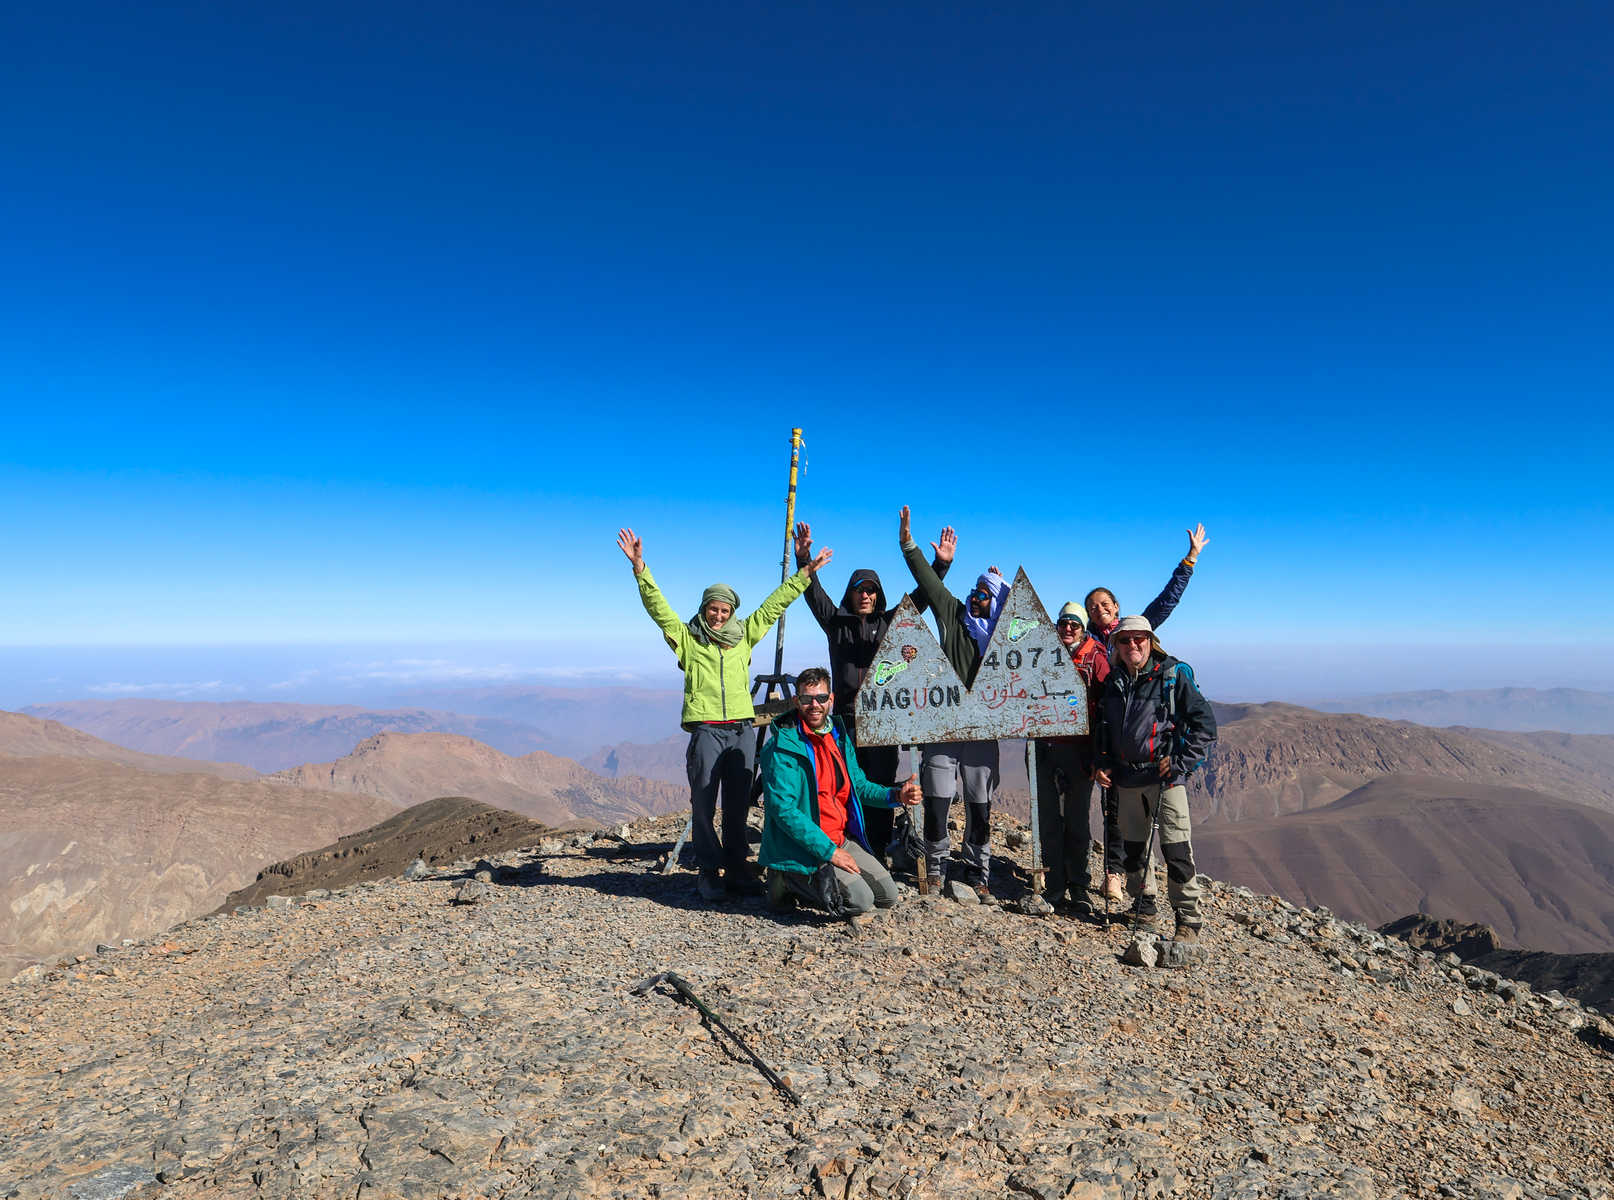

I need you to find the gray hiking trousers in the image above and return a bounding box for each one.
[777,841,899,916]
[1115,782,1201,926]
[920,740,998,883]
[685,722,754,871]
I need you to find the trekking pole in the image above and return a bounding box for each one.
[630,971,803,1106]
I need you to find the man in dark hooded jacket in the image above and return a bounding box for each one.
[792,521,950,860]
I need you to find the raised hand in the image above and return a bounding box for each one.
[898,505,912,545]
[806,546,834,575]
[930,526,957,565]
[1186,522,1209,564]
[616,528,645,574]
[1093,768,1112,789]
[793,521,813,566]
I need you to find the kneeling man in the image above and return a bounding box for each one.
[760,668,922,915]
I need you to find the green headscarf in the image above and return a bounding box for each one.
[687,583,743,648]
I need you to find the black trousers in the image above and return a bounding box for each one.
[840,709,900,860]
[685,722,754,871]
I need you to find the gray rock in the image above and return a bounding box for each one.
[1122,935,1160,968]
[403,858,430,880]
[1158,940,1206,969]
[67,1165,157,1199]
[266,895,294,909]
[474,870,493,883]
[1452,996,1471,1015]
[945,880,980,905]
[452,880,492,906]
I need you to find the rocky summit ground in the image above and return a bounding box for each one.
[4,811,1612,1200]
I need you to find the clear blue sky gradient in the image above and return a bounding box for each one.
[3,1,1611,700]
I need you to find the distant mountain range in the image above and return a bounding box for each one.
[0,713,394,980]
[1310,687,1614,734]
[267,731,687,826]
[21,700,555,773]
[12,683,1614,972]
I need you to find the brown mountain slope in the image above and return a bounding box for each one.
[0,710,257,779]
[21,699,552,772]
[0,755,394,979]
[1196,702,1614,823]
[217,796,553,909]
[1194,774,1614,953]
[1455,727,1614,784]
[581,733,687,783]
[269,731,686,825]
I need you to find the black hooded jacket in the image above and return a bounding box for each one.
[795,560,950,717]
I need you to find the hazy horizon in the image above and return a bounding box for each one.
[5,641,1612,714]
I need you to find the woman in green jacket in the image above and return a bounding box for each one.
[617,526,833,902]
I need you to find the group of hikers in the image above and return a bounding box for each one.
[616,509,1218,943]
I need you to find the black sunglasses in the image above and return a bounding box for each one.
[797,692,832,705]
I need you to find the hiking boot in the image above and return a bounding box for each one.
[1174,920,1201,944]
[723,864,765,897]
[696,869,726,902]
[1129,893,1159,922]
[970,882,994,905]
[1103,873,1127,905]
[922,875,944,896]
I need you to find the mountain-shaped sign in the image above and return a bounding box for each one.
[855,568,1088,746]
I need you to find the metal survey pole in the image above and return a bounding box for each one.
[770,427,804,684]
[664,428,804,877]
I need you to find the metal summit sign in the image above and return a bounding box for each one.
[854,568,1088,746]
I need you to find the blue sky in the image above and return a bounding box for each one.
[3,0,1611,703]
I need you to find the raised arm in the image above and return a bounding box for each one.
[898,506,958,619]
[743,546,833,645]
[619,528,688,655]
[905,524,955,616]
[792,521,837,630]
[1140,523,1206,630]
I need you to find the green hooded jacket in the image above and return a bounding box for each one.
[758,713,897,875]
[636,565,811,726]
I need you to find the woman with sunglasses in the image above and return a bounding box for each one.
[618,526,834,903]
[791,520,952,864]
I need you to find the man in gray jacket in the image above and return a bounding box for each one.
[1092,616,1217,941]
